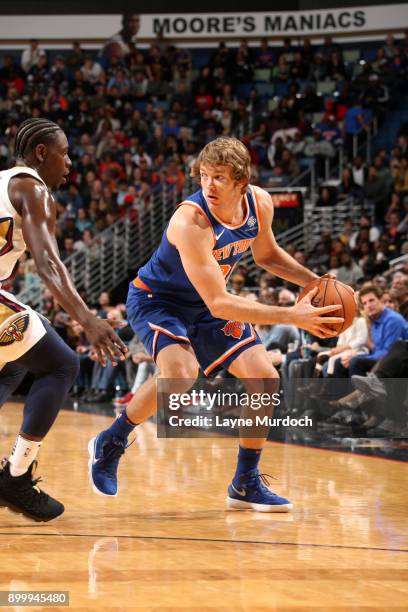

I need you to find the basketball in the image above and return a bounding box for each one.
[298,277,357,334]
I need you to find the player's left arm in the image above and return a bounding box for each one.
[251,186,318,287]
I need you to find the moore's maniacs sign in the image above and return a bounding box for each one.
[0,5,407,40]
[151,10,368,36]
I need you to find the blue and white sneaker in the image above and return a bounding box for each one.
[88,432,127,496]
[227,470,293,512]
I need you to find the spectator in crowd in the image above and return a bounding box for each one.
[343,101,370,159]
[0,33,407,421]
[21,39,46,73]
[336,250,364,285]
[102,13,140,60]
[390,273,408,317]
[328,283,407,389]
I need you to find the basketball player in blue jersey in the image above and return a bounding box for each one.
[89,137,343,511]
[0,118,127,521]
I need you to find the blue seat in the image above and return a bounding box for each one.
[256,83,274,98]
[274,81,289,97]
[234,83,253,99]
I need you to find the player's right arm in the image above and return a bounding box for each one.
[9,177,127,364]
[167,206,343,338]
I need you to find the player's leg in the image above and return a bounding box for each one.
[89,341,199,496]
[126,342,199,424]
[0,320,79,521]
[0,362,28,407]
[225,344,292,512]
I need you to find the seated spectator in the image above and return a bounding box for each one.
[316,186,337,207]
[256,322,300,352]
[308,52,327,82]
[0,54,25,96]
[267,137,285,169]
[81,55,104,84]
[337,167,363,202]
[349,216,380,250]
[229,274,257,301]
[336,250,363,286]
[364,165,390,222]
[329,283,408,381]
[307,242,330,276]
[373,153,393,191]
[382,291,399,311]
[317,114,342,145]
[272,148,299,183]
[394,156,408,194]
[75,208,94,233]
[306,312,368,399]
[349,338,408,434]
[351,155,367,186]
[390,273,408,318]
[304,129,335,176]
[338,218,354,246]
[277,289,296,307]
[286,131,306,158]
[21,39,46,73]
[326,50,347,81]
[272,56,289,82]
[358,241,377,278]
[255,38,274,67]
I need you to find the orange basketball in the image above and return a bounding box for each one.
[298,277,357,334]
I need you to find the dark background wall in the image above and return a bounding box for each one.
[0,0,406,13]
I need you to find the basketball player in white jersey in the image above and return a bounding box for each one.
[0,118,127,521]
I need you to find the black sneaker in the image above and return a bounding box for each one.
[0,459,64,522]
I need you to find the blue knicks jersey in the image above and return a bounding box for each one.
[136,186,262,306]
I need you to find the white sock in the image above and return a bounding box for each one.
[9,436,42,477]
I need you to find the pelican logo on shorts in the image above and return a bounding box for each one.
[221,320,246,340]
[247,216,257,228]
[0,313,30,346]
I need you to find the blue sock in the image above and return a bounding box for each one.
[233,446,262,484]
[106,410,136,441]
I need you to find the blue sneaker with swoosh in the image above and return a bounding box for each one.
[226,470,293,512]
[88,432,127,496]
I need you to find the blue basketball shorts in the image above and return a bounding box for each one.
[126,283,262,376]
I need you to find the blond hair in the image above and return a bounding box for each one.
[190,137,251,192]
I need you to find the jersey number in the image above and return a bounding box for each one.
[220,264,233,282]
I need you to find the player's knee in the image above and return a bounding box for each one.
[161,360,199,381]
[255,365,280,381]
[54,349,80,386]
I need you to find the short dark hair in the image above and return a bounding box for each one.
[14,118,62,160]
[359,283,383,301]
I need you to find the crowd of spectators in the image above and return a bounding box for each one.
[1,29,407,436]
[0,31,407,267]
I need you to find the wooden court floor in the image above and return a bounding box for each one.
[0,402,407,611]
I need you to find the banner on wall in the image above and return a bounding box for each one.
[0,5,407,40]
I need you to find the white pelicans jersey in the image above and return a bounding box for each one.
[0,166,47,365]
[0,166,45,282]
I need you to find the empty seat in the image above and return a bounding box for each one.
[268,98,279,112]
[254,68,271,82]
[256,83,274,97]
[317,81,337,95]
[343,49,360,63]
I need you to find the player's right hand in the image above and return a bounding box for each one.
[83,316,128,366]
[290,287,344,338]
